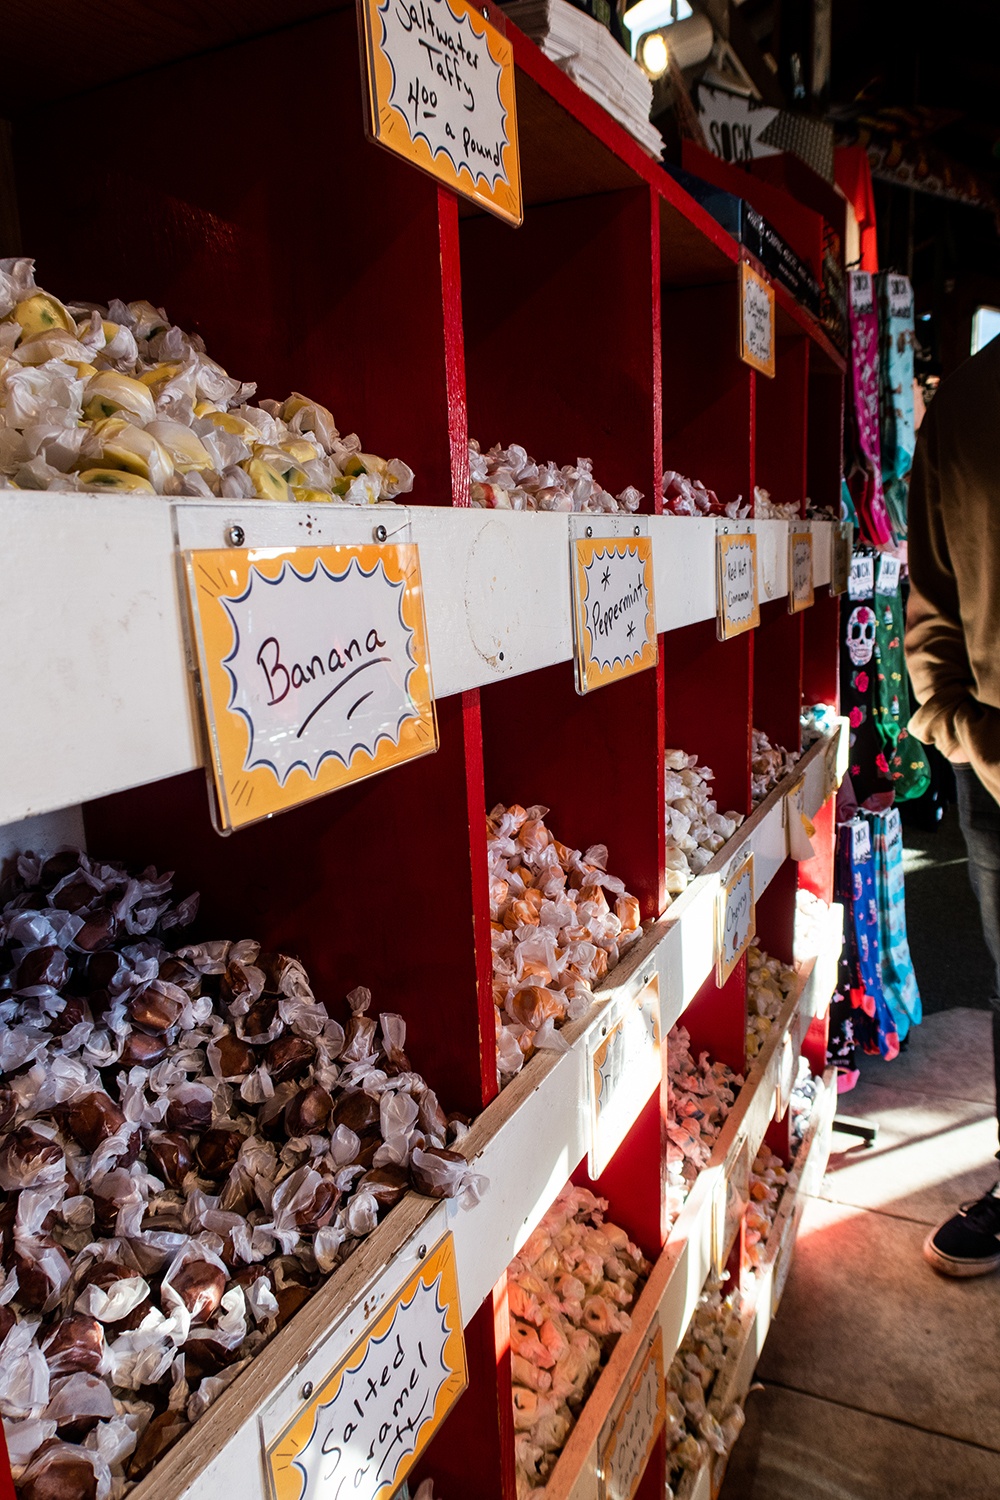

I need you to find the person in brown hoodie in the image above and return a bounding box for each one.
[906,332,1000,1276]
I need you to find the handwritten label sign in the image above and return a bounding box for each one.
[184,544,437,832]
[359,0,522,225]
[717,853,755,985]
[712,1135,751,1276]
[588,975,661,1177]
[831,520,853,596]
[788,528,814,613]
[716,531,760,640]
[265,1234,466,1500]
[599,1330,666,1500]
[739,258,775,378]
[572,537,657,695]
[876,554,901,596]
[848,551,874,601]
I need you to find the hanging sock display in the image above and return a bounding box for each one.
[846,271,895,548]
[835,818,900,1060]
[842,550,886,804]
[868,805,922,1041]
[877,271,916,540]
[872,554,931,802]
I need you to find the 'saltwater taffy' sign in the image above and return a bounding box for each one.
[712,1134,751,1276]
[265,1235,466,1500]
[717,852,755,985]
[360,0,522,225]
[185,544,437,832]
[572,537,657,695]
[588,974,661,1177]
[788,528,814,613]
[599,1329,666,1500]
[716,531,760,640]
[739,258,775,378]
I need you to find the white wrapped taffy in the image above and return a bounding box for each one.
[753,485,801,520]
[469,440,642,514]
[745,944,796,1059]
[509,1184,649,1491]
[663,751,744,897]
[488,804,642,1081]
[664,1026,742,1226]
[751,728,800,804]
[0,258,414,504]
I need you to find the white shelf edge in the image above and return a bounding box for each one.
[0,498,838,825]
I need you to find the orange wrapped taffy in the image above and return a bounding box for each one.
[487,804,643,1083]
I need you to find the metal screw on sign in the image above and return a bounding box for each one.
[417,1244,427,1260]
[499,651,505,662]
[634,525,640,536]
[374,524,388,543]
[300,1381,314,1401]
[586,526,593,538]
[226,524,245,547]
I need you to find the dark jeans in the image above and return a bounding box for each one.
[954,764,1000,1150]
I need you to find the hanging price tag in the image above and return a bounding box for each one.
[788,528,814,612]
[739,258,776,378]
[571,537,657,694]
[876,555,901,595]
[885,806,903,858]
[359,0,522,225]
[716,530,760,640]
[265,1235,466,1500]
[848,552,875,601]
[184,544,437,832]
[717,853,755,985]
[599,1330,666,1500]
[588,975,661,1177]
[887,273,913,319]
[830,521,853,596]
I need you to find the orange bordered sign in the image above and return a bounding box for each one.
[184,543,437,833]
[572,536,657,694]
[360,0,522,226]
[265,1234,466,1500]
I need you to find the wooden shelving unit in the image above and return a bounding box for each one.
[0,6,847,1499]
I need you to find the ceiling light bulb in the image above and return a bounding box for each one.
[640,31,669,77]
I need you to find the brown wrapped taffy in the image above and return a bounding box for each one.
[41,1315,105,1377]
[18,1441,104,1500]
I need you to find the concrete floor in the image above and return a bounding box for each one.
[720,1009,1000,1498]
[720,804,1000,1498]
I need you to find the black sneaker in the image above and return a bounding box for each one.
[923,1184,1000,1277]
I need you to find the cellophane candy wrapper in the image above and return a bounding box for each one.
[0,258,414,504]
[663,750,744,897]
[487,805,644,1082]
[664,1027,742,1227]
[664,1279,745,1495]
[0,849,483,1492]
[744,1145,789,1270]
[469,441,642,514]
[661,469,748,519]
[745,945,796,1061]
[508,1186,650,1496]
[751,728,801,804]
[753,485,801,520]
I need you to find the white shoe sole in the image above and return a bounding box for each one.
[923,1230,1000,1278]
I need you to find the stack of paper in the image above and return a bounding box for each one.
[504,0,664,158]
